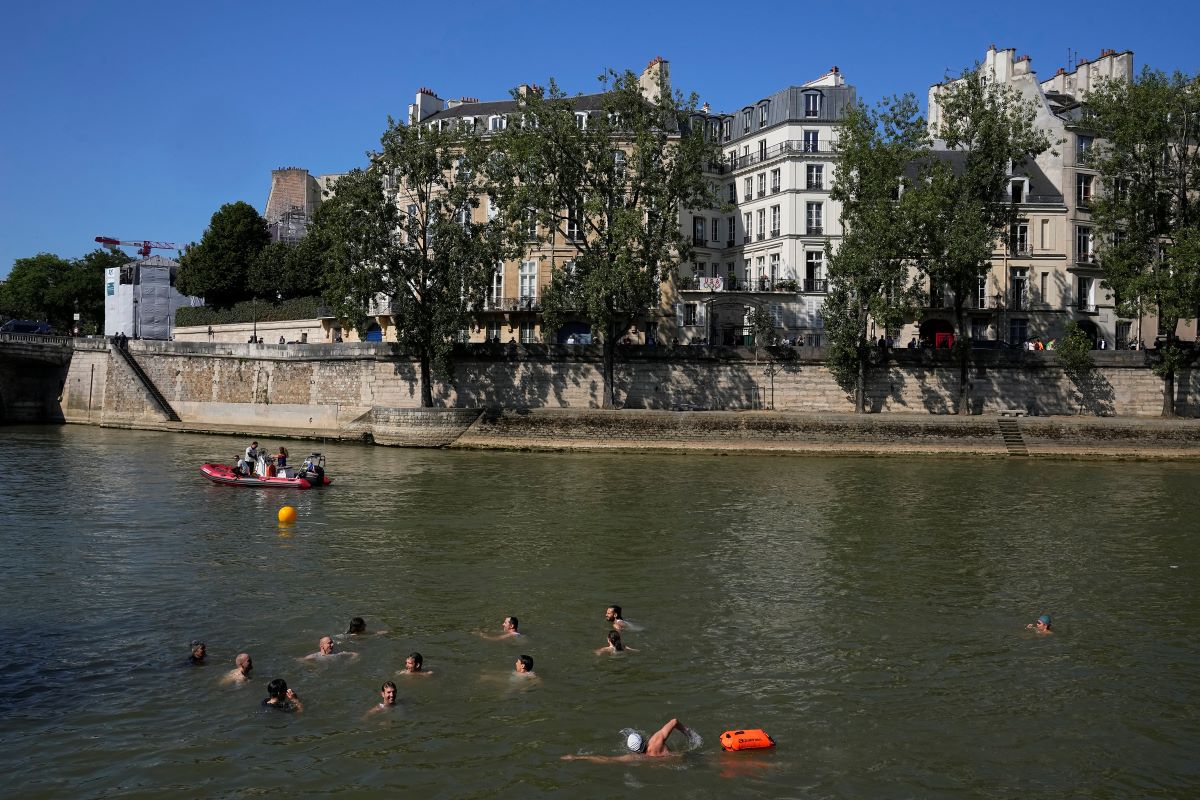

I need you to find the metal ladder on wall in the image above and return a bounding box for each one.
[996,416,1027,456]
[112,345,181,422]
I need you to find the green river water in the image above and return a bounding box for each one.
[0,424,1197,798]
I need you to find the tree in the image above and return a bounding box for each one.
[1087,68,1200,417]
[314,122,519,407]
[822,96,929,412]
[913,66,1053,415]
[0,248,128,333]
[489,69,718,408]
[176,201,270,307]
[248,238,324,301]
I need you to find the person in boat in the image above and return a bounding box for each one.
[262,678,303,712]
[275,446,288,469]
[302,635,359,661]
[478,616,522,640]
[244,442,261,475]
[186,640,207,666]
[595,630,635,655]
[221,653,253,685]
[605,605,629,631]
[1025,614,1053,635]
[561,718,693,763]
[400,652,433,676]
[231,456,247,478]
[365,681,398,716]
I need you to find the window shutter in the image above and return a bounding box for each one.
[674,303,684,326]
[697,302,707,328]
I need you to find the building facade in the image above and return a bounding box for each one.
[672,69,854,347]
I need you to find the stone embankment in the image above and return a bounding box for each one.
[12,339,1195,458]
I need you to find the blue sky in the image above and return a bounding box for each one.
[2,0,1197,277]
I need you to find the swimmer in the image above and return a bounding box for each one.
[345,617,387,636]
[220,653,253,685]
[605,605,629,631]
[513,654,538,679]
[478,616,522,640]
[365,681,398,716]
[262,678,303,712]
[187,640,207,666]
[595,630,636,655]
[1025,614,1053,635]
[561,718,693,763]
[302,635,360,661]
[400,652,433,676]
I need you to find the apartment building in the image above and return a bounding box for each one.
[918,45,1162,349]
[672,69,854,346]
[389,59,672,345]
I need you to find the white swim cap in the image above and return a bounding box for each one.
[626,732,645,753]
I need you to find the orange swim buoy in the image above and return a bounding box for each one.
[720,729,775,751]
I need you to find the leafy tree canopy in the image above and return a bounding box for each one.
[176,201,270,307]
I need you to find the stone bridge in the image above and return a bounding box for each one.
[0,333,84,422]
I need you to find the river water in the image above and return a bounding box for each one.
[0,425,1197,798]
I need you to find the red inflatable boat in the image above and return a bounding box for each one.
[200,452,332,489]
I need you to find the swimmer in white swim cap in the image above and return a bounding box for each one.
[561,718,693,763]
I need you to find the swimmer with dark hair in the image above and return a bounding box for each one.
[605,605,629,631]
[514,654,535,676]
[187,640,207,666]
[345,617,387,636]
[365,681,398,716]
[562,718,692,763]
[478,616,522,640]
[595,630,636,655]
[262,678,303,712]
[220,653,253,685]
[401,652,433,676]
[1025,614,1053,635]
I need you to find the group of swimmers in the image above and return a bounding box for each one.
[186,606,1054,761]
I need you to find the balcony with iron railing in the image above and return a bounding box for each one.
[728,139,835,170]
[1009,243,1031,256]
[806,225,824,236]
[769,229,780,239]
[743,234,751,244]
[771,184,781,194]
[757,189,766,198]
[479,296,541,312]
[1076,299,1098,313]
[1077,250,1098,265]
[803,279,827,293]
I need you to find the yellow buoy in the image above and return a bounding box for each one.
[278,505,297,524]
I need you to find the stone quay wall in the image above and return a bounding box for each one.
[46,340,1200,454]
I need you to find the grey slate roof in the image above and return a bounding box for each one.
[423,92,612,122]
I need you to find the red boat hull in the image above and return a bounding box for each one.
[200,463,332,489]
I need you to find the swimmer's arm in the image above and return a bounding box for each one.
[561,754,639,763]
[647,718,686,754]
[286,689,303,712]
[594,646,611,655]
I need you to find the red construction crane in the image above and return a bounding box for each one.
[94,236,178,258]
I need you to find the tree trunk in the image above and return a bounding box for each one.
[855,339,867,413]
[419,350,433,408]
[955,302,971,415]
[601,326,616,409]
[1161,333,1177,418]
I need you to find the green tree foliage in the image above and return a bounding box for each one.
[823,96,929,412]
[1087,68,1200,417]
[912,66,1053,414]
[312,122,519,407]
[248,238,324,301]
[176,201,270,307]
[489,70,719,407]
[0,248,130,333]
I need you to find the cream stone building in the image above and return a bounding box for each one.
[671,69,855,346]
[915,45,1192,349]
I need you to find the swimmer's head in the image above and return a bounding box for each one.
[606,605,622,621]
[406,652,423,672]
[626,732,646,753]
[515,654,533,673]
[190,640,206,660]
[503,616,518,632]
[266,678,288,699]
[1037,614,1052,628]
[607,630,624,651]
[236,653,252,672]
[347,617,366,634]
[318,636,334,654]
[380,681,397,704]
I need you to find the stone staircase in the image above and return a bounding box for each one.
[112,344,181,422]
[997,416,1027,456]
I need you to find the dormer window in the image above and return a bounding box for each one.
[1011,178,1027,204]
[463,116,476,132]
[804,92,821,118]
[742,109,751,133]
[488,115,506,132]
[721,119,731,142]
[758,102,770,128]
[575,112,588,130]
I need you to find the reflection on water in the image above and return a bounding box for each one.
[0,425,1198,798]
